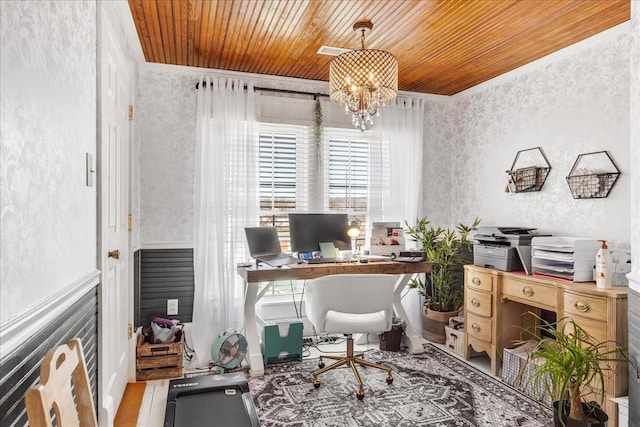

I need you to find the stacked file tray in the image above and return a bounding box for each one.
[531,237,599,282]
[369,222,405,256]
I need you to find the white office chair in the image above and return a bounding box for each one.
[304,274,397,399]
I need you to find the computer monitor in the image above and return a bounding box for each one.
[288,213,351,254]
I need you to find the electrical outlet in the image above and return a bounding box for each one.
[167,299,179,316]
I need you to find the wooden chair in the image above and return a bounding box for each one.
[25,338,98,427]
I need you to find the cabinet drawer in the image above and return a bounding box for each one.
[466,288,492,317]
[466,312,492,343]
[502,278,556,309]
[560,315,607,344]
[564,292,607,321]
[465,270,493,292]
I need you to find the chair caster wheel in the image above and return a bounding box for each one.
[312,378,321,389]
[356,391,364,400]
[386,375,393,384]
[318,362,325,369]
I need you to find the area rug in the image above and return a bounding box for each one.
[248,345,552,427]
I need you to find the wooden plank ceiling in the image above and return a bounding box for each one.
[128,0,629,96]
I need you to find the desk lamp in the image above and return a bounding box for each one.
[346,221,361,254]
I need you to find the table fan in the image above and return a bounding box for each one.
[210,329,247,372]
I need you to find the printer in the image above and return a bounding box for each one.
[473,226,547,273]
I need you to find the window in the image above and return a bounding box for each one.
[258,124,310,252]
[326,131,369,247]
[256,124,370,295]
[258,124,370,239]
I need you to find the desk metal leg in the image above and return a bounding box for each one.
[244,281,264,376]
[393,274,425,354]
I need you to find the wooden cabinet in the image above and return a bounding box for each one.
[463,265,628,427]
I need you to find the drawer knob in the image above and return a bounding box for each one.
[471,298,481,307]
[522,286,534,297]
[574,301,590,312]
[471,323,481,333]
[472,277,482,286]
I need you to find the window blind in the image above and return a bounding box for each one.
[258,124,310,251]
[325,129,370,247]
[327,135,369,212]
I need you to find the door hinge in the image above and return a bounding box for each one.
[128,214,134,230]
[128,323,133,339]
[128,105,134,121]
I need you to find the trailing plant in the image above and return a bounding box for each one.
[520,313,628,426]
[314,96,323,165]
[404,217,480,312]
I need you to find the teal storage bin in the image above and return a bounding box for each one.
[262,322,303,365]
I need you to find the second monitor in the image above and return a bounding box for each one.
[288,213,351,256]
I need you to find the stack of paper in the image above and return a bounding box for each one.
[531,237,599,282]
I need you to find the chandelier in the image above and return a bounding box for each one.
[329,20,398,131]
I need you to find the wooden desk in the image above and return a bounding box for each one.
[238,261,431,376]
[463,265,628,427]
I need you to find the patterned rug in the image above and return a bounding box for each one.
[248,345,552,427]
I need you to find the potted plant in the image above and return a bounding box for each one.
[404,217,480,343]
[521,314,627,427]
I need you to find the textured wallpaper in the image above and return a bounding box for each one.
[630,2,640,289]
[0,0,97,323]
[423,29,632,248]
[136,69,197,245]
[420,99,455,226]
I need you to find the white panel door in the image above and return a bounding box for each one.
[98,5,131,426]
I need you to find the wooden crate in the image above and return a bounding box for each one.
[136,333,183,381]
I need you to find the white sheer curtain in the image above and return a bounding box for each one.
[371,96,425,331]
[372,96,424,220]
[191,76,258,367]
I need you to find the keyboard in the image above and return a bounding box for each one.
[395,255,426,263]
[305,258,338,264]
[356,255,392,262]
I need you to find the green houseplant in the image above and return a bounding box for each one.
[404,217,480,343]
[521,314,627,427]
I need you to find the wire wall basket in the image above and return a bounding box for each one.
[506,147,551,193]
[566,151,620,199]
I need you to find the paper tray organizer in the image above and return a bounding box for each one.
[530,236,599,282]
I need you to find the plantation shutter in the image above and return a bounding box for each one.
[258,124,309,250]
[325,131,370,246]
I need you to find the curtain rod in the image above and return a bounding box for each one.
[195,81,329,99]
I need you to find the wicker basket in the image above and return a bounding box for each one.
[506,147,551,193]
[566,151,620,199]
[507,166,550,193]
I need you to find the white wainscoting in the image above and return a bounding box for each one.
[0,270,100,359]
